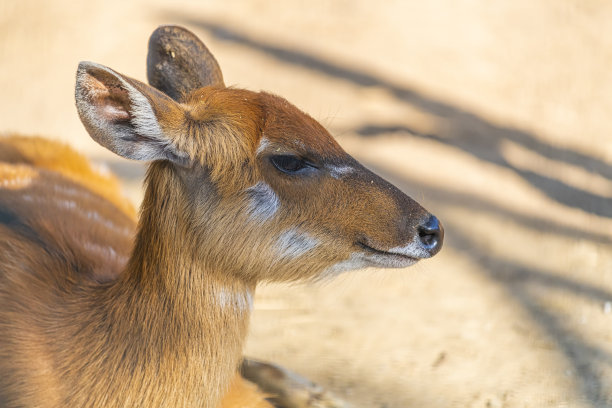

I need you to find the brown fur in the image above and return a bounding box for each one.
[0,26,441,408]
[219,374,272,408]
[0,134,135,218]
[0,135,273,407]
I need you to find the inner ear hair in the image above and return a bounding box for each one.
[75,61,188,164]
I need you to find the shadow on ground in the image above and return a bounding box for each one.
[131,15,612,406]
[373,165,612,406]
[172,16,612,219]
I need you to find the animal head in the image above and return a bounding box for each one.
[75,26,442,282]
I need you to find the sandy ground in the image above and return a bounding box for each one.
[2,1,612,407]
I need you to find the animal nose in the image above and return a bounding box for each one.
[418,215,443,256]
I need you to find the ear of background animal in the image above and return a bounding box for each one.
[75,61,189,164]
[147,25,225,101]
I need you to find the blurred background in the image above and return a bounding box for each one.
[1,1,611,406]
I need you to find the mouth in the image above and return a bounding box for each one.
[356,241,419,268]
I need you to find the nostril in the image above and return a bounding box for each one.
[419,230,437,247]
[418,215,443,254]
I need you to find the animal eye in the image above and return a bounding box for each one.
[270,155,310,174]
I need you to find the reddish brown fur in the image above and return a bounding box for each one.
[0,135,136,218]
[0,28,441,407]
[0,135,135,284]
[0,135,272,407]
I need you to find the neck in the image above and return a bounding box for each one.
[81,162,253,407]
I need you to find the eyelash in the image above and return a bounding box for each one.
[269,155,313,174]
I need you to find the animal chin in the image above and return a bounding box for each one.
[356,241,419,268]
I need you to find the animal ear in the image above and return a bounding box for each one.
[147,25,225,101]
[75,61,189,164]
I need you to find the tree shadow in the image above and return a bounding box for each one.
[355,124,612,218]
[451,225,612,406]
[372,163,612,246]
[363,161,612,406]
[169,16,612,218]
[157,15,612,405]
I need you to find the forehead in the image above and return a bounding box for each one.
[259,92,346,160]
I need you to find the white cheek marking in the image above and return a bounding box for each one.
[388,241,429,259]
[246,182,280,221]
[275,228,320,259]
[256,137,270,155]
[328,165,355,179]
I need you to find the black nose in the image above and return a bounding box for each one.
[418,215,444,256]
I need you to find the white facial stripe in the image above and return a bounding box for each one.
[256,137,270,155]
[246,182,280,221]
[276,228,320,259]
[328,165,355,179]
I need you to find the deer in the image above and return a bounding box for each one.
[0,25,443,408]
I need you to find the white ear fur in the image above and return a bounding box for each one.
[75,61,188,164]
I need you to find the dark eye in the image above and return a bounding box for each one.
[270,155,310,174]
